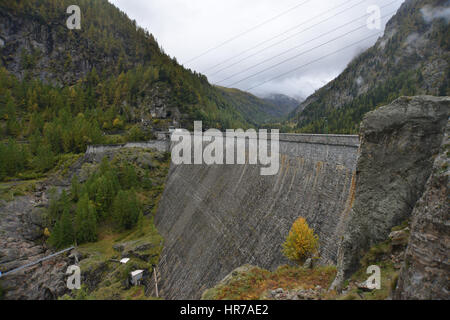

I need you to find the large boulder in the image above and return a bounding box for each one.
[332,96,449,290]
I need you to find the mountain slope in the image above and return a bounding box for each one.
[0,0,162,84]
[215,87,294,123]
[0,0,279,133]
[291,0,449,134]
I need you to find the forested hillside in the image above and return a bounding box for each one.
[292,0,449,134]
[216,86,294,123]
[0,0,283,181]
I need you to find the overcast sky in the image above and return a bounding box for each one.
[109,0,404,99]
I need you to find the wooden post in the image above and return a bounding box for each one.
[154,266,159,298]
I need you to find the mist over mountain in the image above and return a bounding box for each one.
[291,0,449,134]
[262,93,303,116]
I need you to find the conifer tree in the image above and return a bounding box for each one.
[75,194,98,244]
[60,208,75,248]
[49,208,74,249]
[113,190,140,230]
[48,219,63,249]
[71,176,81,201]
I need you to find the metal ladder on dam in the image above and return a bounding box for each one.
[0,246,75,278]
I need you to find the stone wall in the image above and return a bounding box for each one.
[86,141,170,155]
[153,133,359,299]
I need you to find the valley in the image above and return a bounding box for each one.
[0,0,448,302]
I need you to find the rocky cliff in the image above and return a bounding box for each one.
[395,117,449,299]
[332,95,449,290]
[153,134,359,299]
[0,0,161,85]
[0,191,70,299]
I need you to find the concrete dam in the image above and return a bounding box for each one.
[154,133,360,299]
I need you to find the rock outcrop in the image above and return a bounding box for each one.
[395,118,449,299]
[0,195,70,299]
[332,95,449,289]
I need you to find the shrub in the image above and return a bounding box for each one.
[127,125,145,142]
[282,217,319,265]
[113,118,123,129]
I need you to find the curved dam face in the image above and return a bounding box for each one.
[154,134,359,299]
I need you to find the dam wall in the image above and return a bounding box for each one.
[85,140,170,154]
[154,133,360,299]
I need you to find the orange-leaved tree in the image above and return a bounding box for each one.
[282,217,319,265]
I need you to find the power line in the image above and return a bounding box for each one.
[215,1,400,84]
[182,0,313,65]
[213,0,400,81]
[245,31,383,92]
[224,11,393,88]
[203,0,361,74]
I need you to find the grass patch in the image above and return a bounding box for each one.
[335,238,404,300]
[0,179,40,201]
[340,261,398,300]
[78,215,163,261]
[203,265,336,300]
[391,219,409,232]
[68,215,163,300]
[52,153,83,177]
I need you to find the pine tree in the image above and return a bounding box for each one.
[60,208,75,247]
[71,175,81,201]
[75,194,98,244]
[49,208,74,249]
[48,219,63,249]
[47,188,60,224]
[137,210,144,234]
[120,164,138,189]
[113,190,140,230]
[94,176,112,217]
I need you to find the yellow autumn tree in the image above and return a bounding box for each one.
[43,227,51,237]
[113,118,123,129]
[282,217,319,265]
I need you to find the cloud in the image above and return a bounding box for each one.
[356,75,364,86]
[109,0,404,98]
[420,4,450,24]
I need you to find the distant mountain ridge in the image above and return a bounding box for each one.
[262,93,302,116]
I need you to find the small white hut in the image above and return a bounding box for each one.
[130,270,144,286]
